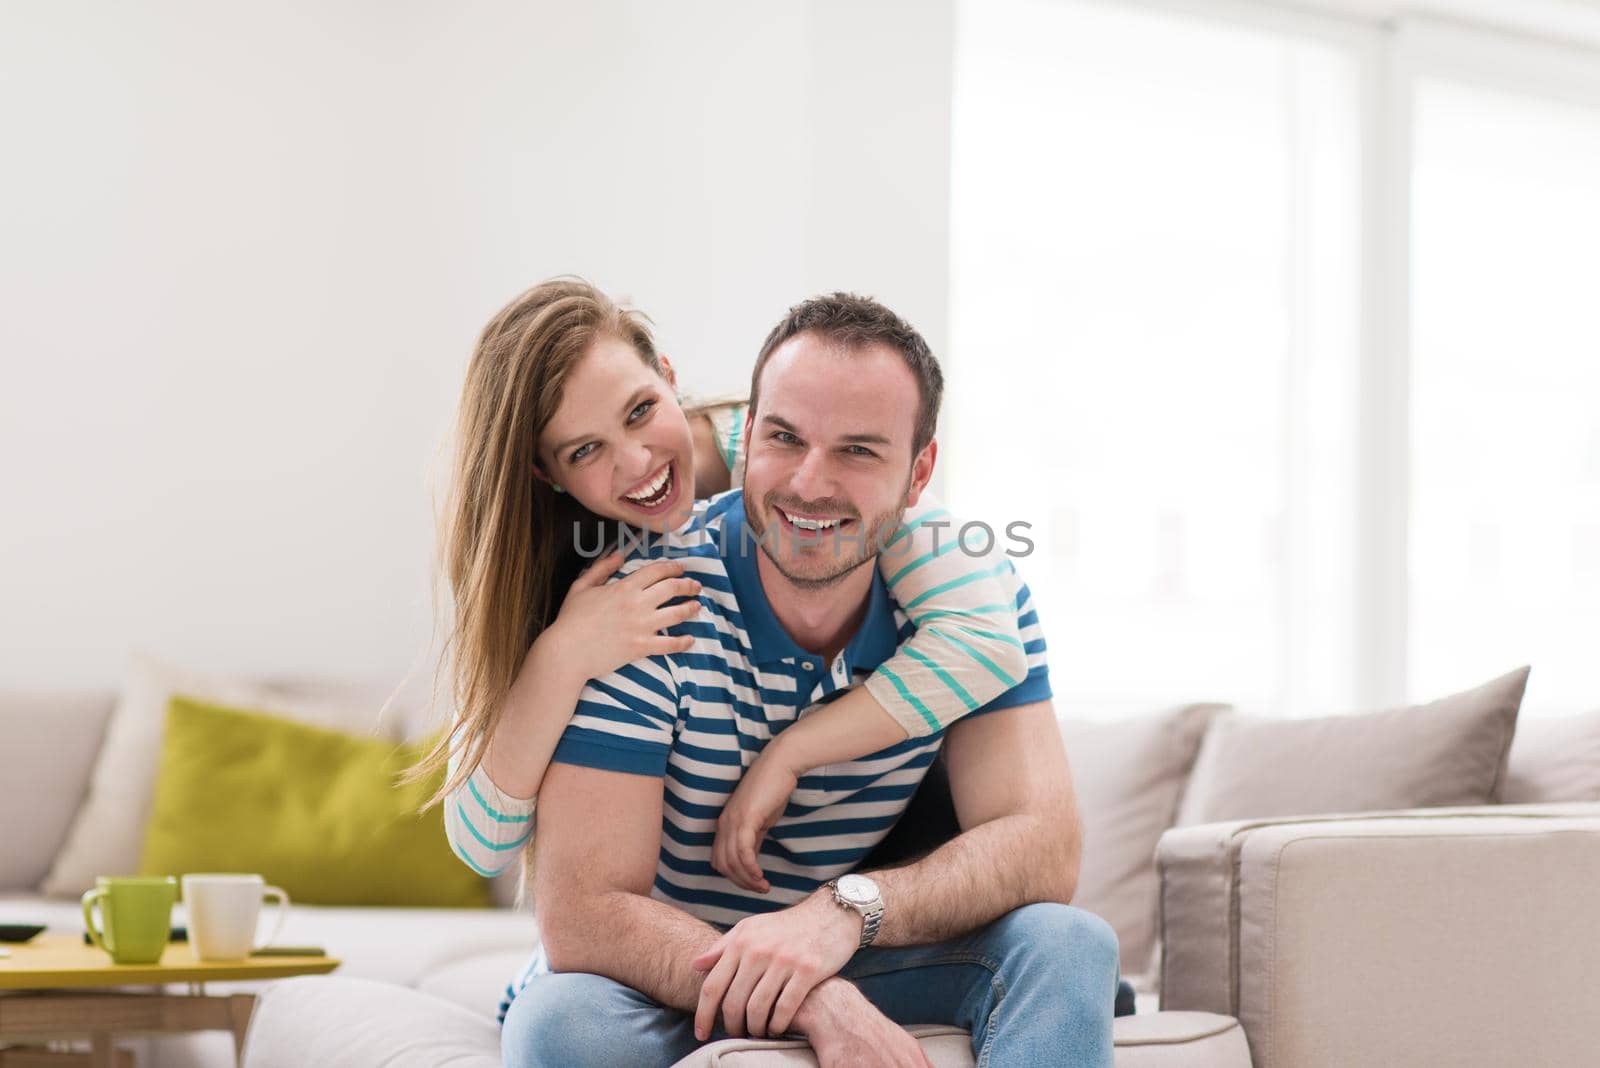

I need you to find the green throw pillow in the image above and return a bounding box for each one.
[139,694,491,908]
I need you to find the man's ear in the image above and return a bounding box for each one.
[904,438,938,508]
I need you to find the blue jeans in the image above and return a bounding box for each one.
[501,902,1119,1068]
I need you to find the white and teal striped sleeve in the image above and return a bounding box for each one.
[443,724,536,879]
[866,494,1033,737]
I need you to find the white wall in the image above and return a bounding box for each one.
[0,0,953,695]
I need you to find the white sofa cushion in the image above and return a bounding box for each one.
[0,689,113,890]
[245,975,502,1068]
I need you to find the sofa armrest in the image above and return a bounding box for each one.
[1156,802,1600,1068]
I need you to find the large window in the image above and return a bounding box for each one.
[950,0,1600,718]
[1410,70,1600,714]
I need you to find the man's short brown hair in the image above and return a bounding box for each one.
[750,293,943,456]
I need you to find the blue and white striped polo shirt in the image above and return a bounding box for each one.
[550,488,1052,926]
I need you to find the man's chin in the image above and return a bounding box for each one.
[760,547,871,590]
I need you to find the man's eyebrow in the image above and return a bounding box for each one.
[551,386,653,456]
[761,413,892,447]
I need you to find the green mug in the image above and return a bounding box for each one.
[81,875,177,964]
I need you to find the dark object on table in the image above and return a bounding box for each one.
[82,925,187,945]
[251,946,327,957]
[0,923,47,943]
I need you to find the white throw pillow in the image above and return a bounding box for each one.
[1499,706,1600,803]
[39,648,405,898]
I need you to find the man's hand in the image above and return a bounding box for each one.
[689,889,861,1039]
[791,978,934,1068]
[710,747,800,893]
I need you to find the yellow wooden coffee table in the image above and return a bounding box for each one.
[0,934,339,1068]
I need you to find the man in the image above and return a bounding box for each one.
[501,294,1118,1067]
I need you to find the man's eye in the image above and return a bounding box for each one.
[846,445,875,457]
[774,431,798,445]
[628,400,655,423]
[569,442,596,462]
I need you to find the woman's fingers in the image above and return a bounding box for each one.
[624,559,687,588]
[712,822,754,891]
[655,600,704,630]
[737,825,770,893]
[573,552,625,587]
[653,576,702,605]
[649,634,697,657]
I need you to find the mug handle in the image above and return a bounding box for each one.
[254,885,291,951]
[81,887,112,955]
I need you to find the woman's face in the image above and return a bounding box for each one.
[538,335,697,532]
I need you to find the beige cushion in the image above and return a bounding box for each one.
[1177,666,1529,826]
[1060,704,1226,977]
[669,1026,974,1067]
[0,689,113,890]
[40,649,410,898]
[1112,1012,1252,1068]
[1498,707,1600,803]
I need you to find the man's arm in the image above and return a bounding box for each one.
[532,760,724,1010]
[860,698,1080,946]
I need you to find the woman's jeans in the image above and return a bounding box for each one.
[501,901,1119,1068]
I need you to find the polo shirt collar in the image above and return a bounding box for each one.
[719,493,900,672]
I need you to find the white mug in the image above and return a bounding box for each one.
[180,873,290,961]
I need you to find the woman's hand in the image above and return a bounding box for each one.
[544,552,703,682]
[711,747,801,894]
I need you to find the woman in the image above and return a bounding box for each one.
[403,277,1029,909]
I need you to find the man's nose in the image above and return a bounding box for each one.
[787,446,833,501]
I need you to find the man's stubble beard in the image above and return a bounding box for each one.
[743,478,912,591]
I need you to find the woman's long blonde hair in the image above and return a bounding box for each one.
[398,277,663,903]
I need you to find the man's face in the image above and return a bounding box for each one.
[742,332,936,588]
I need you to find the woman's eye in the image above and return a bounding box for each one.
[569,442,596,463]
[628,400,656,423]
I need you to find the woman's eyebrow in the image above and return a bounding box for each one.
[551,386,653,455]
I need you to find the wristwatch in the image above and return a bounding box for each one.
[826,873,883,948]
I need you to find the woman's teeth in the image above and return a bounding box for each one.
[624,464,673,506]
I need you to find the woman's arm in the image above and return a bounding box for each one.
[710,494,1031,891]
[863,493,1030,734]
[442,634,586,877]
[442,554,703,878]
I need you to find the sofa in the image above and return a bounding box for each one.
[4,654,1598,1067]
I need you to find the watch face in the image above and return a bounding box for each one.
[837,873,878,905]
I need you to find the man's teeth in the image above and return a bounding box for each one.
[781,508,842,530]
[624,465,672,503]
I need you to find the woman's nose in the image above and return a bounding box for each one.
[624,442,655,480]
